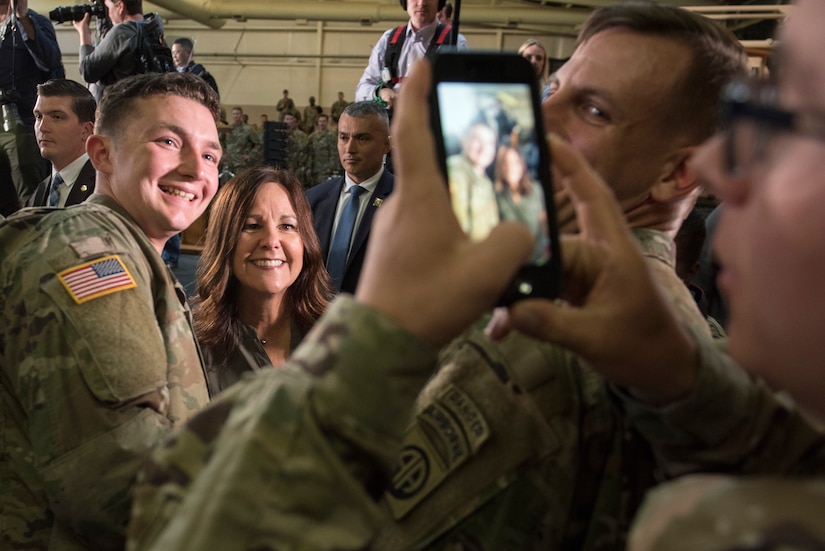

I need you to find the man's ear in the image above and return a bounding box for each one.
[80,121,94,142]
[86,134,114,175]
[383,134,392,155]
[650,145,701,203]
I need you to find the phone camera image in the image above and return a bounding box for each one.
[436,81,550,266]
[430,52,562,304]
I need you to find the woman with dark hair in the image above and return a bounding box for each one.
[493,145,548,263]
[193,166,334,394]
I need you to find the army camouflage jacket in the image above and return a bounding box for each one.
[224,123,262,173]
[373,228,825,551]
[621,335,825,551]
[630,474,825,551]
[0,196,210,549]
[370,228,714,550]
[126,296,437,550]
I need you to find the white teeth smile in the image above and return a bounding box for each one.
[252,259,285,267]
[160,186,195,201]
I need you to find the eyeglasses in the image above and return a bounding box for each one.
[722,79,825,176]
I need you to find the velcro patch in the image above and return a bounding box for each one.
[58,255,137,304]
[385,384,490,519]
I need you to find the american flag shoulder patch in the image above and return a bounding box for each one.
[58,254,137,304]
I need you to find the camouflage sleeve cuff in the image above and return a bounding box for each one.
[291,295,438,466]
[609,328,771,472]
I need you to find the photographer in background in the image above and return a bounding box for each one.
[0,0,64,215]
[73,0,169,100]
[171,36,219,97]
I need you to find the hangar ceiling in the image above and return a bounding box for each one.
[31,0,790,38]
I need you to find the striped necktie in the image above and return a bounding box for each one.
[326,185,366,290]
[48,173,64,207]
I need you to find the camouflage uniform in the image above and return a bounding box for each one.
[276,97,295,121]
[0,196,210,549]
[618,334,825,551]
[223,123,262,174]
[303,105,321,134]
[331,99,351,123]
[126,296,437,550]
[630,475,825,551]
[447,154,500,242]
[370,229,717,550]
[307,129,341,187]
[287,128,310,187]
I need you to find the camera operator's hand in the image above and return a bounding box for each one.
[13,0,29,17]
[356,61,533,347]
[72,13,93,46]
[379,87,398,110]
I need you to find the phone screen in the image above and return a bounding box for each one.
[435,81,550,265]
[430,52,561,303]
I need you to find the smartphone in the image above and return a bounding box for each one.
[429,51,562,305]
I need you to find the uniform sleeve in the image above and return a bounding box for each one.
[611,332,825,478]
[356,30,392,101]
[2,208,207,547]
[127,296,437,550]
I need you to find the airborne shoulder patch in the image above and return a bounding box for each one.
[58,255,137,304]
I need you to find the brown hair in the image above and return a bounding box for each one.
[193,166,333,364]
[579,1,748,141]
[96,72,220,136]
[37,78,97,124]
[494,145,533,196]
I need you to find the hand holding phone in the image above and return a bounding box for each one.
[429,51,562,304]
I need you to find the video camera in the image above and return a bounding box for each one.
[48,0,107,24]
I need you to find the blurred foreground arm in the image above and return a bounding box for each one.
[127,61,532,550]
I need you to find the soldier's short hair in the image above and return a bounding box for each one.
[96,72,220,137]
[579,2,747,140]
[341,101,389,131]
[37,79,96,124]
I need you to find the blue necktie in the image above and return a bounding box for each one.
[327,185,366,290]
[48,173,64,207]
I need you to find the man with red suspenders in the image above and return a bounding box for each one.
[355,0,468,110]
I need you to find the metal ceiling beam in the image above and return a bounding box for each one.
[148,0,592,29]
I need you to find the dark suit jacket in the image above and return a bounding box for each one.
[306,169,394,294]
[27,159,96,207]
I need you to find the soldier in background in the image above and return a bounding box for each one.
[302,95,321,134]
[276,88,295,121]
[223,105,261,175]
[283,111,308,187]
[330,90,350,124]
[306,113,340,187]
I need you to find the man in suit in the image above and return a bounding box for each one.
[306,101,393,294]
[28,79,96,207]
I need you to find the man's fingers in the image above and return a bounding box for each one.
[460,221,535,303]
[507,297,602,355]
[391,61,447,204]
